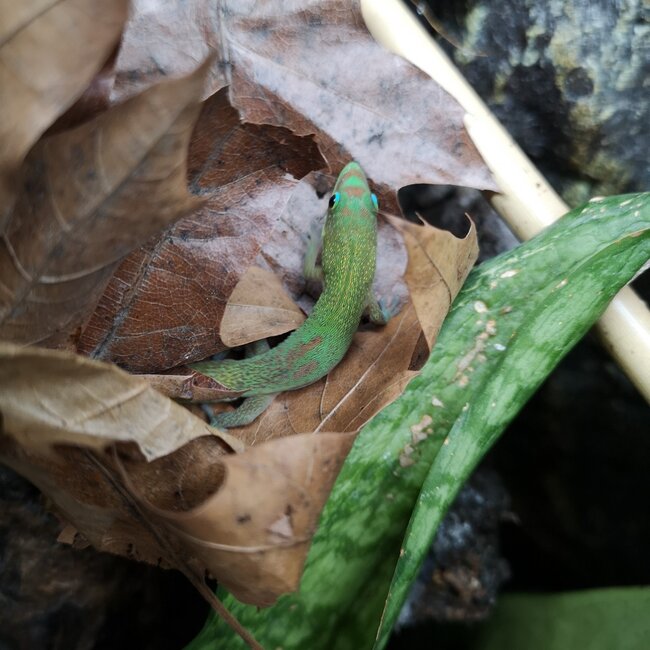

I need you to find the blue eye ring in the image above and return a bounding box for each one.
[328,192,340,209]
[371,193,379,210]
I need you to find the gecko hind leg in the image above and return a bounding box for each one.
[209,338,277,429]
[210,392,278,429]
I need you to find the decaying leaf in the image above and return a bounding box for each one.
[0,343,354,606]
[225,0,495,195]
[112,0,228,103]
[47,48,120,134]
[0,0,128,226]
[386,214,479,348]
[109,0,495,201]
[0,62,209,346]
[146,431,356,606]
[0,342,240,458]
[220,266,306,348]
[77,91,324,371]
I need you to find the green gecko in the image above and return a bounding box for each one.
[191,161,397,428]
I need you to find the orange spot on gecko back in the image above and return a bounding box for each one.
[292,359,319,381]
[286,335,322,364]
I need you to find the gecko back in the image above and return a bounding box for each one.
[192,162,380,397]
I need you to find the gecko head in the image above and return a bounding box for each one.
[329,161,379,218]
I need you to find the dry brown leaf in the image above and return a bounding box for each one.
[0,343,241,459]
[0,0,128,226]
[143,373,235,403]
[147,431,355,605]
[0,62,210,347]
[77,91,324,371]
[112,0,228,104]
[226,0,495,194]
[47,47,120,134]
[109,0,494,194]
[220,266,306,348]
[0,343,354,607]
[386,215,480,348]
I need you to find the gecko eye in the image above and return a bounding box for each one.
[329,192,340,209]
[371,193,379,210]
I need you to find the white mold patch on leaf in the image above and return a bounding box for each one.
[500,269,519,278]
[455,317,499,386]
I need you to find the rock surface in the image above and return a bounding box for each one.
[426,0,649,204]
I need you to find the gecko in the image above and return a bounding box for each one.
[191,161,397,428]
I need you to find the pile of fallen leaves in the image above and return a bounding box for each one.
[0,0,493,618]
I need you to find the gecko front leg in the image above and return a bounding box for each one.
[303,224,324,284]
[365,292,401,325]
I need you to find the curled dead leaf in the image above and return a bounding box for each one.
[0,61,211,347]
[104,0,495,209]
[0,0,128,225]
[0,343,241,458]
[385,214,479,348]
[139,432,356,606]
[0,343,354,607]
[78,90,324,371]
[226,0,495,193]
[112,0,228,103]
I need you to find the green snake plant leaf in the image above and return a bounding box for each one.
[373,193,650,648]
[188,192,649,650]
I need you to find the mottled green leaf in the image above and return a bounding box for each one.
[374,193,650,648]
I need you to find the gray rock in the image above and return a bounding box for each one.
[421,0,649,204]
